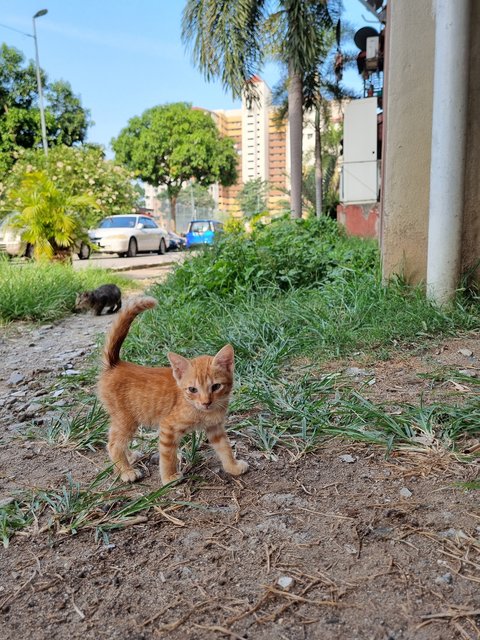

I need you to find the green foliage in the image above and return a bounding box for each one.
[0,257,133,322]
[0,498,34,548]
[182,1,341,216]
[0,44,91,173]
[237,178,270,218]
[158,181,215,212]
[42,400,109,451]
[45,80,90,147]
[112,102,238,225]
[0,145,140,223]
[182,1,267,99]
[4,171,99,260]
[163,215,377,298]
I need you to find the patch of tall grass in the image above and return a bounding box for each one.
[126,271,480,377]
[165,216,378,299]
[0,257,134,322]
[115,216,480,454]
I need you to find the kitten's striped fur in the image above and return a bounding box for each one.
[99,296,248,484]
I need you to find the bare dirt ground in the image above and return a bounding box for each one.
[0,301,479,640]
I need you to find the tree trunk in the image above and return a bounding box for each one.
[51,247,73,264]
[315,104,323,217]
[169,194,177,231]
[288,64,303,219]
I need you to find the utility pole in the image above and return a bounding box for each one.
[32,9,49,156]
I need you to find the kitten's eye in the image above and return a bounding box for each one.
[211,383,222,392]
[188,386,198,394]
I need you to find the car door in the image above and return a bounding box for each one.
[139,216,160,250]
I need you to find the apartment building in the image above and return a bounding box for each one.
[145,76,334,221]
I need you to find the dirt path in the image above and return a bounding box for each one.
[0,310,479,640]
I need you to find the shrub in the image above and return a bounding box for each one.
[164,215,378,300]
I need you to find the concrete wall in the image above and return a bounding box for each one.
[381,1,435,283]
[462,1,480,276]
[382,0,480,285]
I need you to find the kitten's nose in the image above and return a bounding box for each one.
[202,401,211,409]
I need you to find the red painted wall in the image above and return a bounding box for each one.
[337,203,379,239]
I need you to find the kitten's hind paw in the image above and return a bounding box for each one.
[162,472,184,486]
[120,467,144,483]
[228,459,249,476]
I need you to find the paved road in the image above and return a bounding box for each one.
[72,250,187,280]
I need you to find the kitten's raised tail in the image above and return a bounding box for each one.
[102,296,157,369]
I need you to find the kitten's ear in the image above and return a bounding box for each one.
[213,344,234,373]
[167,352,190,381]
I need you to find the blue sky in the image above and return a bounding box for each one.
[0,0,376,154]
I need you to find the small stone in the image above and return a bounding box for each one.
[62,369,81,376]
[458,369,477,377]
[344,544,357,555]
[458,348,473,357]
[439,528,468,540]
[0,497,15,508]
[400,487,412,498]
[24,403,42,416]
[8,372,24,386]
[52,389,65,398]
[435,572,453,585]
[6,423,27,433]
[277,576,294,590]
[10,391,27,398]
[340,454,357,464]
[345,367,373,377]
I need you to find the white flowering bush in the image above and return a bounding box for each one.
[0,145,140,228]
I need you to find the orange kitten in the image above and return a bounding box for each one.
[99,296,249,485]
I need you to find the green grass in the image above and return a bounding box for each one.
[0,257,135,322]
[39,400,109,451]
[3,216,480,545]
[0,471,197,547]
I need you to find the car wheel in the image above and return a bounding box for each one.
[25,244,34,259]
[158,238,167,255]
[117,252,126,258]
[78,242,91,260]
[127,238,137,258]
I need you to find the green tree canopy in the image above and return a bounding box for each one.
[237,178,270,218]
[0,43,91,173]
[0,145,140,228]
[158,182,215,212]
[111,102,238,228]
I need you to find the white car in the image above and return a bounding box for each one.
[88,214,170,257]
[0,215,90,260]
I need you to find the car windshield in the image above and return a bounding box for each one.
[189,221,211,233]
[99,216,137,229]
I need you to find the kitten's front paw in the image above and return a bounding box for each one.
[229,459,249,476]
[162,472,184,486]
[120,467,144,483]
[127,450,143,464]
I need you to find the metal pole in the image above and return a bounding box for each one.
[426,0,470,304]
[32,11,48,156]
[190,182,196,220]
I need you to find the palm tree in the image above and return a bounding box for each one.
[182,0,334,219]
[6,171,98,261]
[272,9,356,217]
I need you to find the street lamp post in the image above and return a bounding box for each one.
[32,9,48,156]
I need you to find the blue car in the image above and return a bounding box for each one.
[185,219,224,248]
